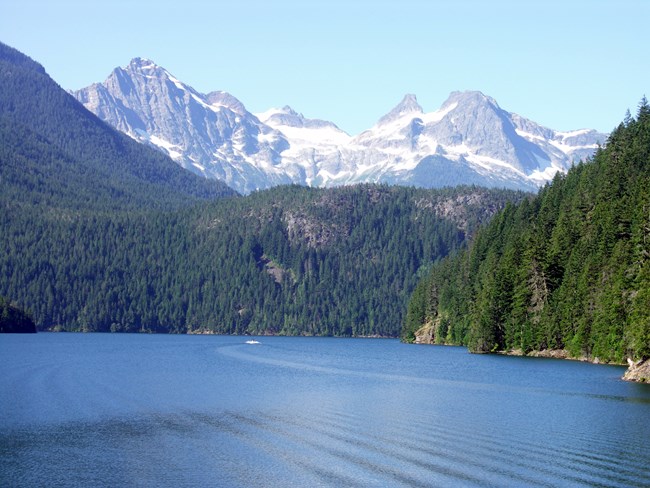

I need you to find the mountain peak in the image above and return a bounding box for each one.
[281,105,301,117]
[127,57,160,72]
[378,94,423,125]
[442,90,499,110]
[206,91,248,114]
[394,93,422,111]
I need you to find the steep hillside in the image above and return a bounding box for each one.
[1,184,524,336]
[403,100,650,366]
[0,42,235,213]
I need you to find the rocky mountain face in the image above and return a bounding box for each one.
[74,58,294,193]
[74,59,607,194]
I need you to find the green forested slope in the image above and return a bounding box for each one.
[1,184,523,335]
[402,101,650,363]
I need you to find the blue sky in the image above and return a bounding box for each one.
[2,0,648,135]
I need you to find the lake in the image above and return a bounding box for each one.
[1,334,649,487]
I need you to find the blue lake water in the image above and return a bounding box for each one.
[1,333,649,487]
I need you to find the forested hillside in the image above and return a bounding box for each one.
[1,184,523,336]
[403,100,650,364]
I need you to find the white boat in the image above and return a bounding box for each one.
[245,340,260,344]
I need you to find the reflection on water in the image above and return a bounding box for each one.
[1,334,649,487]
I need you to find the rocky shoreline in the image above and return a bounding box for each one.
[499,348,594,361]
[623,358,650,383]
[500,349,649,383]
[413,326,648,383]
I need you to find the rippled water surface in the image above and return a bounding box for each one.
[1,334,649,487]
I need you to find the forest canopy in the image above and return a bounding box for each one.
[1,184,524,336]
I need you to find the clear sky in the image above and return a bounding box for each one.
[1,0,648,135]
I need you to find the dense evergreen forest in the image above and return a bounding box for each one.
[1,182,524,335]
[402,101,650,363]
[0,296,36,333]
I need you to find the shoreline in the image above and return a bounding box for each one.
[497,348,617,364]
[413,332,648,383]
[494,349,648,383]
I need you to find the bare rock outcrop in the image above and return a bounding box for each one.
[414,323,435,344]
[623,358,650,383]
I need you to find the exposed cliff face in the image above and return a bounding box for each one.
[623,358,650,383]
[283,210,349,248]
[414,323,435,344]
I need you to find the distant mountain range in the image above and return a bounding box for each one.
[74,58,608,194]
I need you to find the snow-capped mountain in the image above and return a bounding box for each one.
[74,58,292,193]
[341,91,606,190]
[74,59,607,194]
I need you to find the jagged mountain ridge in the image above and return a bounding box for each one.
[74,59,607,194]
